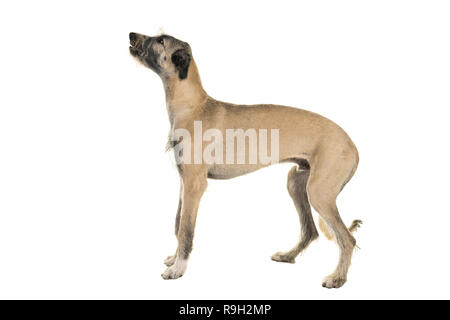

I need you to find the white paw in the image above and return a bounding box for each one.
[322,274,346,288]
[164,255,176,267]
[161,258,187,280]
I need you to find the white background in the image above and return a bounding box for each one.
[0,0,449,299]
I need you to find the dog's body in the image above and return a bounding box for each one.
[129,33,361,288]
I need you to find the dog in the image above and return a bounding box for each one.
[129,32,361,288]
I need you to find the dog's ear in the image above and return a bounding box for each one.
[171,49,191,80]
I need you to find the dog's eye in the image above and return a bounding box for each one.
[158,38,164,45]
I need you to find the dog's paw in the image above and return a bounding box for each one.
[271,252,296,264]
[322,274,347,289]
[164,255,176,267]
[161,259,187,280]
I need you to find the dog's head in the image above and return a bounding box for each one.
[129,32,191,80]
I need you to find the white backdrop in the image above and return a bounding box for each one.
[0,0,449,299]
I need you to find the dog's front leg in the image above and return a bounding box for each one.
[161,169,207,280]
[163,192,182,267]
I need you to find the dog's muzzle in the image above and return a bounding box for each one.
[129,32,142,57]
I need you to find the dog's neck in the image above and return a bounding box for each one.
[163,59,208,125]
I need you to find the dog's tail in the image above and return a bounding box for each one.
[319,218,362,241]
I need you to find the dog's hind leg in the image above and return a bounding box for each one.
[307,147,359,288]
[319,217,362,241]
[271,166,319,263]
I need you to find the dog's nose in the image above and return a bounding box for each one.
[129,32,137,42]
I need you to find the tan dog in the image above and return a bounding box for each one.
[129,32,361,288]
